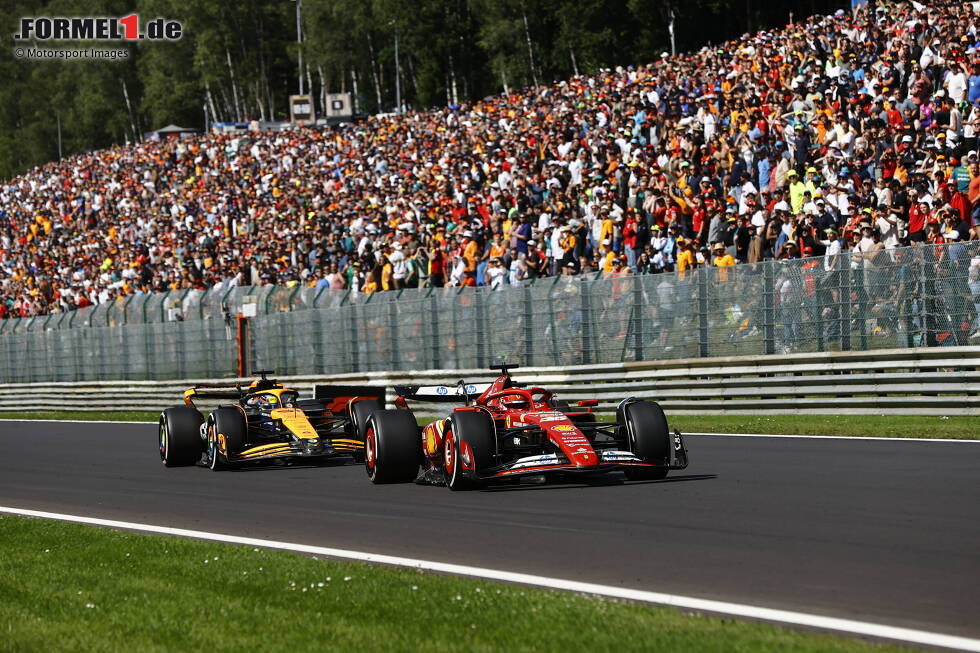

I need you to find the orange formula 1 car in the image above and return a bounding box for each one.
[158,371,384,470]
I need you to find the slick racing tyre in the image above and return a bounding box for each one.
[623,401,670,481]
[207,406,246,471]
[444,410,496,491]
[365,409,419,484]
[159,406,204,467]
[351,398,384,463]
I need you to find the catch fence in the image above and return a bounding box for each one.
[2,241,977,382]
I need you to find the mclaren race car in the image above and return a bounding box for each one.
[158,371,384,470]
[362,364,688,489]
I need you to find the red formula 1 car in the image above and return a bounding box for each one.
[361,364,688,489]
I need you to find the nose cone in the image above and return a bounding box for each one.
[524,414,598,467]
[566,446,598,467]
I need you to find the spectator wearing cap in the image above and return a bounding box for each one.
[819,227,843,272]
[600,239,617,273]
[711,242,735,279]
[389,241,407,289]
[525,239,547,279]
[778,240,799,260]
[675,237,695,278]
[788,170,806,214]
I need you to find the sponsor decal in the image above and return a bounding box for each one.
[465,384,478,394]
[537,415,567,422]
[507,454,560,470]
[551,425,575,432]
[423,428,437,456]
[674,433,683,451]
[575,447,589,453]
[601,450,640,462]
[436,386,448,395]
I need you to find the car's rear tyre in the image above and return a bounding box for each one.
[365,409,419,484]
[351,398,384,463]
[207,406,247,471]
[623,401,670,481]
[160,406,204,467]
[445,410,496,491]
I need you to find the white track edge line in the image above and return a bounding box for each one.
[1,506,977,652]
[1,418,978,443]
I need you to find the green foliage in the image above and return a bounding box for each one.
[0,0,844,179]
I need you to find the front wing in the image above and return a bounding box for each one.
[231,437,364,463]
[477,429,689,480]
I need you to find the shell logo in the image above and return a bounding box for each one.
[551,425,575,432]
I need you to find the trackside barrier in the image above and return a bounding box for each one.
[2,347,978,416]
[1,240,980,383]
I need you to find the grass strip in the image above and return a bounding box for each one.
[667,414,977,439]
[0,514,907,653]
[0,410,159,422]
[0,410,975,439]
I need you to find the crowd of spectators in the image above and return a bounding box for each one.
[2,1,980,319]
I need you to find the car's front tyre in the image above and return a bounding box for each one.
[622,400,670,481]
[207,407,246,471]
[445,410,496,491]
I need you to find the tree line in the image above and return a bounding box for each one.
[0,0,846,180]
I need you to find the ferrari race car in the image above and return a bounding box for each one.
[362,364,688,489]
[158,371,384,470]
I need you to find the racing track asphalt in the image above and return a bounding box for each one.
[0,420,978,643]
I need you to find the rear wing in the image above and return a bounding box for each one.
[313,385,387,414]
[183,387,242,407]
[394,382,492,403]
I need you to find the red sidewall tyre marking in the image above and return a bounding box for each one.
[444,431,455,479]
[366,426,377,472]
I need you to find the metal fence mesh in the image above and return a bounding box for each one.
[2,241,977,382]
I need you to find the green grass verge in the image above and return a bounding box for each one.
[0,411,975,439]
[0,410,159,422]
[668,415,976,439]
[0,514,907,653]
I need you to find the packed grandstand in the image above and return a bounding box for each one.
[1,1,980,319]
